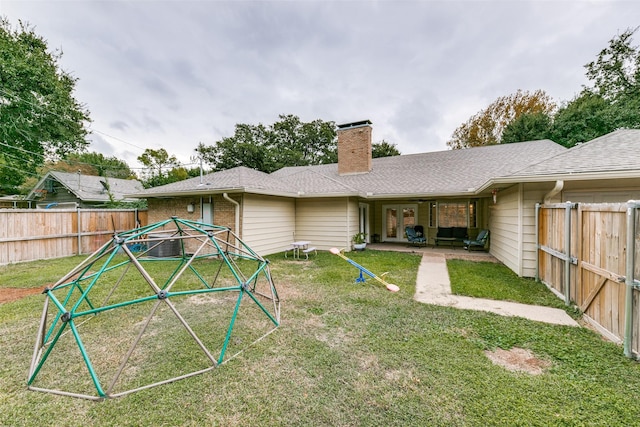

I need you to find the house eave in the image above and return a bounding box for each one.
[477,170,640,193]
[362,191,478,200]
[129,187,301,199]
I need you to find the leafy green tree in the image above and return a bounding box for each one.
[271,115,337,167]
[199,115,337,173]
[372,140,401,158]
[549,27,640,146]
[137,148,181,188]
[199,123,272,172]
[138,148,179,176]
[0,19,90,194]
[585,27,640,100]
[447,89,556,149]
[66,152,135,179]
[549,92,615,147]
[501,112,553,143]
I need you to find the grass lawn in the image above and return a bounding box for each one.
[1,250,639,426]
[447,259,569,309]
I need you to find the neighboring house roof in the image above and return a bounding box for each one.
[130,138,567,199]
[27,171,143,203]
[491,129,640,185]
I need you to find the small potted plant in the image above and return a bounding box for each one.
[352,232,367,251]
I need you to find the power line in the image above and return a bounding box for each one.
[1,86,175,157]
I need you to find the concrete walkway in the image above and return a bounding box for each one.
[414,253,579,327]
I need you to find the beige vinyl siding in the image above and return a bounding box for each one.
[489,184,521,275]
[295,197,358,251]
[242,195,295,256]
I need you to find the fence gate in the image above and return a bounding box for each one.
[536,201,640,359]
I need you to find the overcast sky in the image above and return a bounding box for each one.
[2,0,639,170]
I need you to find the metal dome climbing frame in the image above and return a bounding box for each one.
[27,217,280,400]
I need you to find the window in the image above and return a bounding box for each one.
[435,200,478,227]
[469,200,477,228]
[438,202,467,227]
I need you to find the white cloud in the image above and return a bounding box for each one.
[4,0,640,165]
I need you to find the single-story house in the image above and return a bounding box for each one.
[128,120,640,278]
[26,171,144,209]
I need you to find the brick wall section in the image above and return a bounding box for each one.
[147,195,242,254]
[337,124,372,175]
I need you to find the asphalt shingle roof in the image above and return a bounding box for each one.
[133,138,567,198]
[135,166,296,196]
[505,129,640,178]
[30,171,143,202]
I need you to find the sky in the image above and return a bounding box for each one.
[2,0,640,170]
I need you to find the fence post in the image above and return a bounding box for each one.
[535,203,540,282]
[77,207,82,255]
[624,201,637,358]
[564,201,572,305]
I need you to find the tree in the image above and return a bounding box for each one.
[137,148,181,188]
[199,115,337,173]
[501,112,553,144]
[549,28,640,147]
[0,19,91,194]
[447,89,556,149]
[549,92,615,147]
[372,140,401,158]
[199,123,272,172]
[585,27,640,100]
[65,152,135,179]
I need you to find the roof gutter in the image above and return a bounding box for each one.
[479,170,640,191]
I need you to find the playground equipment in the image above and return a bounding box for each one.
[329,248,400,292]
[28,217,280,400]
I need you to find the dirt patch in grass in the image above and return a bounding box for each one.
[0,287,46,304]
[484,347,552,375]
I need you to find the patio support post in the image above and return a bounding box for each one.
[624,201,637,358]
[564,201,572,305]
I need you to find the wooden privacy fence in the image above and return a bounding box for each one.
[0,209,148,265]
[536,202,640,359]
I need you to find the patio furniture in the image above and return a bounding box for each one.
[285,241,314,259]
[405,226,427,247]
[463,229,489,251]
[433,227,468,248]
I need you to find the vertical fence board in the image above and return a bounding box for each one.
[540,203,639,357]
[0,209,147,265]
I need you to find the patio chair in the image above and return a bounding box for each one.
[405,226,427,247]
[463,229,489,251]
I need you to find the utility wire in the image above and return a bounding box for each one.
[1,86,187,160]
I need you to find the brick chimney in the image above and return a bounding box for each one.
[337,120,372,175]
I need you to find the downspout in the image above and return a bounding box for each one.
[543,180,564,204]
[223,193,240,239]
